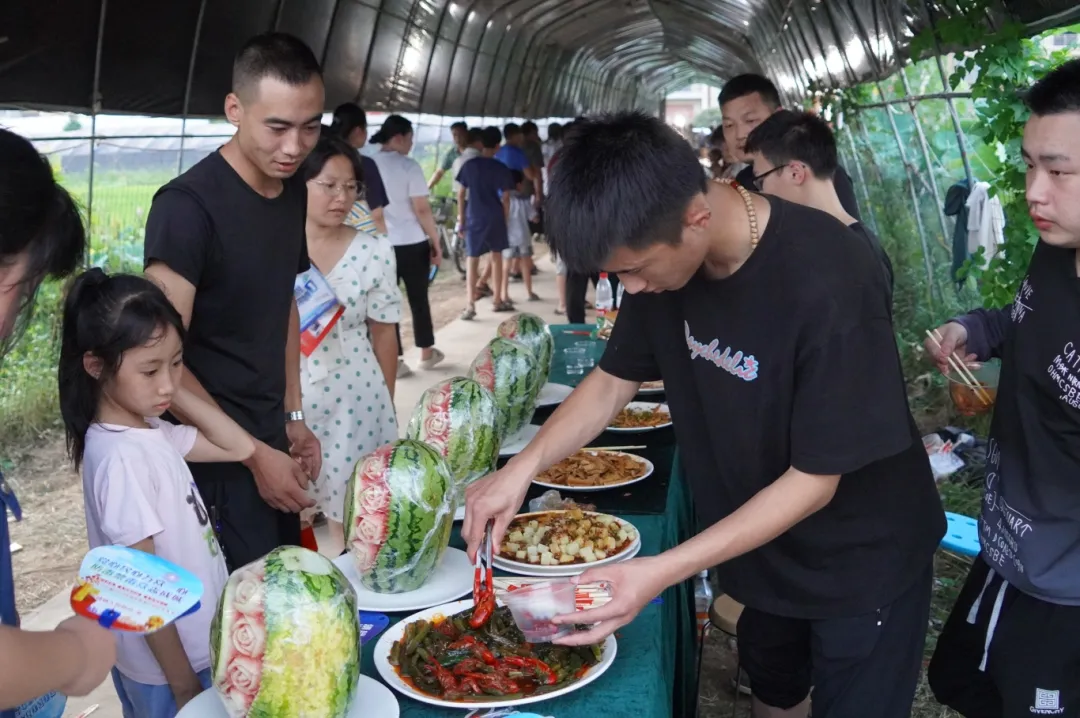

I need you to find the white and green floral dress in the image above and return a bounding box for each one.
[302,230,402,522]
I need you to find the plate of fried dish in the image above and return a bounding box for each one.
[492,509,641,577]
[532,450,654,492]
[638,379,665,394]
[608,402,672,432]
[375,599,615,709]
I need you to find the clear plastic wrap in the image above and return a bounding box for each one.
[469,337,541,439]
[406,377,502,505]
[210,547,360,718]
[343,440,454,594]
[497,313,555,387]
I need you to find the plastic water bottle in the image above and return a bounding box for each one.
[694,570,713,643]
[595,272,614,332]
[616,282,625,309]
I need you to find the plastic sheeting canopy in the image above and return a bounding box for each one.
[1,0,1078,118]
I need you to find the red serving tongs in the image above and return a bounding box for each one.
[469,520,496,628]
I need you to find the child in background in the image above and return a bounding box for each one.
[58,269,255,718]
[502,169,539,303]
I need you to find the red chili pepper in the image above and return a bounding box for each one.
[502,655,557,685]
[574,664,591,679]
[449,635,497,665]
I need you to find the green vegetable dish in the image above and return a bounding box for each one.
[389,606,603,702]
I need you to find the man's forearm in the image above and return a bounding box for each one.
[509,369,639,477]
[428,169,445,189]
[285,300,302,414]
[650,467,840,588]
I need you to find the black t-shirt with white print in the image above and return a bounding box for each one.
[599,195,944,619]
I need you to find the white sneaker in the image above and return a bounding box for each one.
[397,358,413,378]
[420,348,445,370]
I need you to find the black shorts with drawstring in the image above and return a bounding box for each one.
[929,556,1080,717]
[736,562,933,718]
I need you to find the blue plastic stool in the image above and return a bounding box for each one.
[941,512,981,557]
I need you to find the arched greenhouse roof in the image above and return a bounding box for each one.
[2,0,1078,118]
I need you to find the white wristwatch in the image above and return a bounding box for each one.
[286,410,305,423]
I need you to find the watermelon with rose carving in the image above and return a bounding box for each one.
[468,337,541,439]
[343,439,454,594]
[209,546,360,717]
[405,377,501,504]
[496,313,554,386]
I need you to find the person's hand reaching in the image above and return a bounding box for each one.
[550,557,668,646]
[462,461,533,561]
[924,321,976,375]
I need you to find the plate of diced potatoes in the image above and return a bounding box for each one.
[491,509,642,577]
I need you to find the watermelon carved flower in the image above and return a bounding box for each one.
[223,685,254,716]
[421,410,451,446]
[355,512,389,546]
[361,446,392,485]
[232,570,265,617]
[231,615,267,658]
[471,354,496,391]
[225,655,262,703]
[351,539,380,571]
[357,483,391,515]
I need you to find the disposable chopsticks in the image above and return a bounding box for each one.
[925,329,993,406]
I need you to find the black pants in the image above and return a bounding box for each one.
[929,556,1080,717]
[394,241,435,354]
[736,561,933,717]
[190,431,301,573]
[566,272,620,325]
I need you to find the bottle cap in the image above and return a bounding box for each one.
[599,272,608,279]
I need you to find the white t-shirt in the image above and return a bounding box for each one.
[371,151,429,247]
[82,419,228,685]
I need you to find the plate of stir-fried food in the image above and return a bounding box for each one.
[376,599,616,709]
[532,450,654,492]
[492,510,641,576]
[638,379,665,394]
[608,402,672,432]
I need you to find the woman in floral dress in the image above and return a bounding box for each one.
[299,135,402,550]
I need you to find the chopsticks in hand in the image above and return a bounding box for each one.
[924,329,993,406]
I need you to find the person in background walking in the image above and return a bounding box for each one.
[328,102,390,236]
[456,126,514,319]
[0,127,117,714]
[428,121,468,190]
[521,121,547,243]
[502,169,540,303]
[144,32,322,571]
[299,135,401,552]
[370,114,444,378]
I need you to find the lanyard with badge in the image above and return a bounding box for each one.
[294,265,345,357]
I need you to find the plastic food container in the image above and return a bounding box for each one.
[946,360,1000,417]
[501,580,577,643]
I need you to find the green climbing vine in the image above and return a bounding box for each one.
[908,2,1072,309]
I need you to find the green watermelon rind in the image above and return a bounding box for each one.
[497,313,554,387]
[469,337,541,439]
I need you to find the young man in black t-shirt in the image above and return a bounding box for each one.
[744,109,894,305]
[462,112,944,717]
[926,60,1080,718]
[144,33,324,570]
[719,74,862,221]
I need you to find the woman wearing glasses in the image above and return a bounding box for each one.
[299,135,403,550]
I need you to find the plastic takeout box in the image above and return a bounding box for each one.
[500,579,576,643]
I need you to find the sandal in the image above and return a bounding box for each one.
[461,306,477,320]
[493,301,515,312]
[528,293,541,301]
[475,283,493,298]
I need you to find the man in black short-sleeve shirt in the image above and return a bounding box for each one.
[462,113,944,718]
[144,33,325,570]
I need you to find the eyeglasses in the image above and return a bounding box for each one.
[309,180,359,197]
[751,164,788,191]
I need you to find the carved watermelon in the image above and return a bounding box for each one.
[497,313,554,386]
[468,337,540,439]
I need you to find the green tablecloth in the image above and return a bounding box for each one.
[358,324,698,716]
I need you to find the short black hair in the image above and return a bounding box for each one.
[503,122,522,139]
[744,110,837,180]
[547,123,564,142]
[300,134,364,186]
[718,73,781,110]
[481,126,502,149]
[329,102,366,138]
[708,126,725,147]
[1026,58,1080,115]
[467,127,484,145]
[511,169,525,185]
[521,121,539,137]
[233,32,322,98]
[451,121,468,132]
[546,111,708,274]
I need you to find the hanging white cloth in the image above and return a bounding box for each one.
[966,181,1006,265]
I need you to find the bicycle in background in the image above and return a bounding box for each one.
[431,196,466,277]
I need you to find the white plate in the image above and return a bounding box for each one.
[536,381,574,407]
[500,422,541,456]
[333,547,472,612]
[531,451,654,493]
[178,674,399,718]
[607,401,672,433]
[491,511,642,577]
[374,599,617,710]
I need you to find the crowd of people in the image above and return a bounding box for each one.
[0,24,1079,718]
